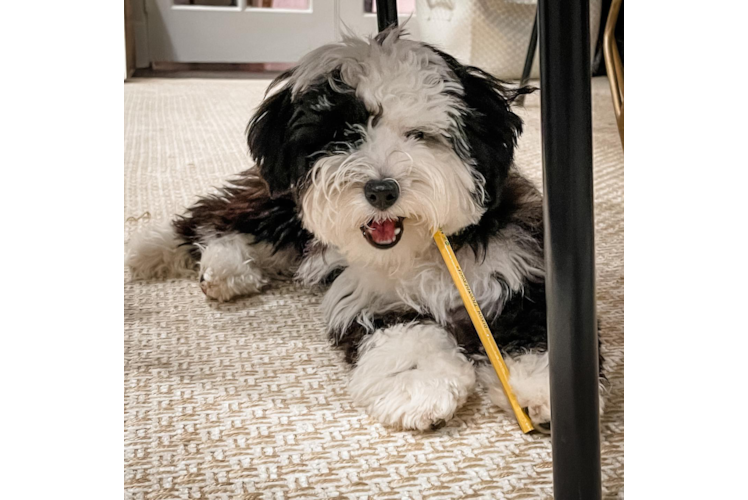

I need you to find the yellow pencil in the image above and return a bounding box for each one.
[433,229,535,433]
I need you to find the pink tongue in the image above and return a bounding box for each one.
[369,219,396,243]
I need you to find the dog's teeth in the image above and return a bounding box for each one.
[394,228,401,235]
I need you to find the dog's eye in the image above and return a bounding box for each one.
[405,129,426,141]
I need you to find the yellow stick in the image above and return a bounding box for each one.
[433,229,535,433]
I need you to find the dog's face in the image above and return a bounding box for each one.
[247,28,527,269]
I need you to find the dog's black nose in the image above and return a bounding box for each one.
[364,179,399,210]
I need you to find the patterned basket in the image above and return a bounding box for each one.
[415,0,602,80]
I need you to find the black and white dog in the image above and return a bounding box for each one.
[127,27,603,431]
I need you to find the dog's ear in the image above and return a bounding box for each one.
[248,69,370,197]
[435,49,534,211]
[246,71,300,196]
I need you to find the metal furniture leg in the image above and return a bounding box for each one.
[516,9,538,106]
[375,0,398,32]
[538,0,602,498]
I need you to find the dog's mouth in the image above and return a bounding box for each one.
[361,217,404,249]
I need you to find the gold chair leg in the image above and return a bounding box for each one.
[604,0,624,148]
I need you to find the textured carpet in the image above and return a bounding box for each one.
[124,76,624,499]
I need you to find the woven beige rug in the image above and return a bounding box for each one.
[124,76,624,499]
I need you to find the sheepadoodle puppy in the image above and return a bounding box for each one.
[127,27,603,431]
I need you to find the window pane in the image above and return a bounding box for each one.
[174,0,238,6]
[249,0,310,8]
[364,0,416,14]
[173,0,310,8]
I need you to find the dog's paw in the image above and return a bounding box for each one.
[351,367,471,430]
[349,323,476,431]
[478,352,553,431]
[527,395,606,434]
[527,402,552,433]
[478,352,605,434]
[199,266,266,302]
[198,234,269,302]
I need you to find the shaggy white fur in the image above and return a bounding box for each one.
[125,220,196,279]
[307,234,543,339]
[348,322,476,430]
[297,34,484,272]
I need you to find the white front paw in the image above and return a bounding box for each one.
[349,324,476,431]
[350,365,472,430]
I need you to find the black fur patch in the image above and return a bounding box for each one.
[332,282,547,365]
[176,71,372,254]
[320,266,345,286]
[247,70,370,196]
[173,170,311,255]
[428,46,538,258]
[433,48,533,204]
[330,277,548,365]
[488,279,548,354]
[448,280,606,378]
[451,171,545,259]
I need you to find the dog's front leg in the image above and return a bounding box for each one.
[197,233,298,302]
[348,322,476,431]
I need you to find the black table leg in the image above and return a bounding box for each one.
[516,9,538,106]
[538,0,602,499]
[375,0,399,32]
